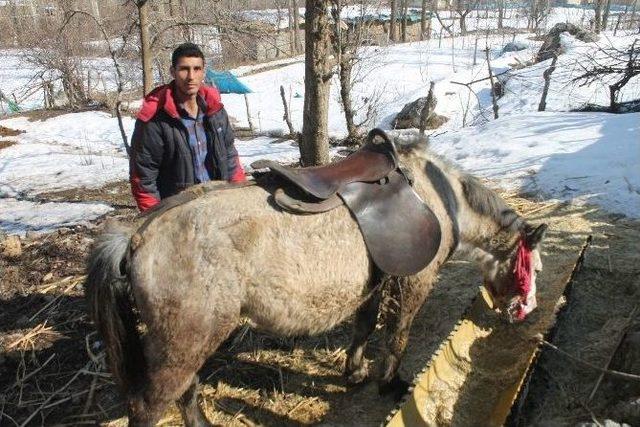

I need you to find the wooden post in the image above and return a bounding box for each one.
[538,54,558,112]
[244,94,254,132]
[473,37,478,66]
[87,70,92,100]
[280,85,295,136]
[485,47,499,119]
[419,81,435,138]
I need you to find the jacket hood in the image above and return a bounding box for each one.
[136,82,224,122]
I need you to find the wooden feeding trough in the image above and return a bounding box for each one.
[385,237,591,426]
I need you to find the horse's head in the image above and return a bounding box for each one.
[481,223,548,323]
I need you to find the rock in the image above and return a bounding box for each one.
[25,230,41,240]
[536,23,597,63]
[1,235,21,259]
[394,96,448,130]
[502,40,528,54]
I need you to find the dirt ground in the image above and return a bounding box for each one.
[0,181,638,426]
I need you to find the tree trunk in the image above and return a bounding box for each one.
[288,0,295,54]
[401,0,408,42]
[419,81,435,137]
[420,0,429,40]
[390,0,397,42]
[594,0,603,33]
[538,54,557,111]
[485,48,499,119]
[497,0,504,29]
[459,12,467,35]
[602,0,612,30]
[293,0,302,53]
[339,51,357,144]
[331,0,358,144]
[138,0,153,96]
[301,0,332,166]
[280,86,295,136]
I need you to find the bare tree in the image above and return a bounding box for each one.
[434,5,454,37]
[420,0,431,40]
[419,81,435,137]
[574,39,640,112]
[497,0,504,30]
[331,1,358,144]
[538,54,557,112]
[602,0,613,31]
[527,0,550,33]
[62,8,136,154]
[390,0,398,42]
[292,0,302,52]
[594,0,604,33]
[454,0,479,36]
[400,0,408,42]
[301,0,332,166]
[485,47,499,119]
[135,0,153,95]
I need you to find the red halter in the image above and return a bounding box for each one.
[513,237,534,320]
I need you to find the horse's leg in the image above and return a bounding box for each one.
[177,375,211,427]
[128,315,239,426]
[379,275,435,400]
[344,290,381,385]
[344,267,385,385]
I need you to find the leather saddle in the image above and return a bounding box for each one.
[251,128,441,276]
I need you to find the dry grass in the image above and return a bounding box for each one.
[0,140,16,150]
[0,125,23,137]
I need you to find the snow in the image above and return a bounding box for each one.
[0,199,112,235]
[1,7,639,235]
[429,111,640,218]
[0,112,133,197]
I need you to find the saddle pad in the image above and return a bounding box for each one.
[338,170,442,276]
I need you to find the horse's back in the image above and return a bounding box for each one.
[129,184,372,336]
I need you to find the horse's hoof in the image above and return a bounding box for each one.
[344,364,370,386]
[378,376,410,401]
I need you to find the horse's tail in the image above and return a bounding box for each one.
[85,220,145,394]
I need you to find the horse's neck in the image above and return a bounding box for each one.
[454,187,520,259]
[458,215,519,259]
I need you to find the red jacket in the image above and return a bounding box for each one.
[130,83,245,212]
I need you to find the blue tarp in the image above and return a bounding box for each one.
[205,69,252,94]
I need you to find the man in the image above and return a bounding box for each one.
[130,43,245,212]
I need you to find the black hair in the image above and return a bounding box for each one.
[171,43,205,68]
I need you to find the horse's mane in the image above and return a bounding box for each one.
[459,174,523,232]
[393,136,524,234]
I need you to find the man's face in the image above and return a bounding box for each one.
[170,56,205,98]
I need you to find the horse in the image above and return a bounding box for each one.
[86,130,547,426]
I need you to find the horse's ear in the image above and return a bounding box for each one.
[525,224,548,249]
